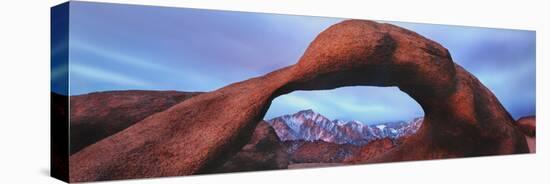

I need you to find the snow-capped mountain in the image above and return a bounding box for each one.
[267,109,422,145]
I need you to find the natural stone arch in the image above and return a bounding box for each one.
[69,20,529,182]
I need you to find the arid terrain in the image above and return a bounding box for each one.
[65,90,536,175]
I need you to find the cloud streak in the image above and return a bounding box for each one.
[71,63,152,87]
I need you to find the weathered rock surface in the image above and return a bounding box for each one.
[516,116,536,136]
[344,138,396,163]
[206,121,289,173]
[516,116,536,153]
[285,140,360,163]
[69,90,201,154]
[284,138,397,164]
[70,20,528,182]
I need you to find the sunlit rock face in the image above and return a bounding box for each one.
[516,116,536,153]
[69,90,201,155]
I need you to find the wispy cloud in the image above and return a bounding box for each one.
[71,63,152,87]
[71,40,174,72]
[70,39,227,92]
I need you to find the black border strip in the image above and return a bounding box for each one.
[51,2,70,183]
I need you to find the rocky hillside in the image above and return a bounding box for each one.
[69,90,201,154]
[66,90,407,173]
[206,121,289,173]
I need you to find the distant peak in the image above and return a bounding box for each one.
[349,120,364,124]
[297,109,316,114]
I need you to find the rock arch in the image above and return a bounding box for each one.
[69,20,529,182]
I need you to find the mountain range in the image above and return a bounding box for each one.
[267,109,422,145]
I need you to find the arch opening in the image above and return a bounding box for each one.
[267,86,424,124]
[263,86,425,147]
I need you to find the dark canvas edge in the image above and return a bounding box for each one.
[51,1,70,183]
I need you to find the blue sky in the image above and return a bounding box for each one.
[52,1,535,124]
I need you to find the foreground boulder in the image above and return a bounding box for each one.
[206,121,289,173]
[516,116,536,152]
[285,140,360,163]
[70,20,528,182]
[344,138,396,163]
[283,138,397,169]
[70,90,201,154]
[516,116,536,136]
